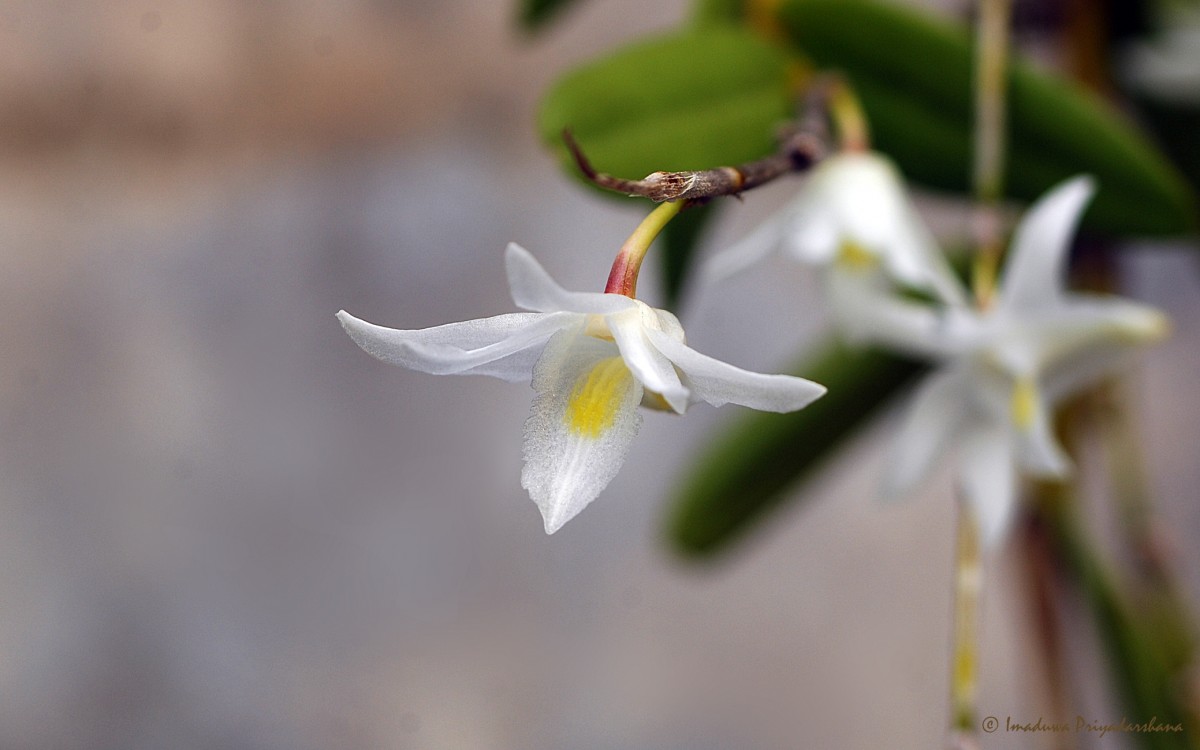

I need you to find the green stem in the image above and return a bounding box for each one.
[828,78,871,153]
[950,497,983,743]
[970,0,1012,309]
[605,200,684,298]
[947,2,1012,746]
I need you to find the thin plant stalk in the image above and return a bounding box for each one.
[970,0,1012,309]
[947,1,1012,746]
[949,497,983,749]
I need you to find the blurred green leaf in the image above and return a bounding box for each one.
[691,0,746,26]
[667,338,924,558]
[538,27,795,184]
[660,201,719,307]
[518,0,584,31]
[1132,95,1200,195]
[777,0,1197,236]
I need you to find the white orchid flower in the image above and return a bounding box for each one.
[338,243,826,534]
[1121,5,1200,105]
[842,176,1168,545]
[705,150,965,306]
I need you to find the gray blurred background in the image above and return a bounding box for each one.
[0,1,1197,748]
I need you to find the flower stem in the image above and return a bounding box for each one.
[828,79,870,153]
[947,8,1011,747]
[605,200,685,298]
[970,0,1012,309]
[949,497,983,746]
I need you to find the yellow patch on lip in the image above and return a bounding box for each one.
[1010,376,1038,431]
[565,357,633,438]
[837,239,878,270]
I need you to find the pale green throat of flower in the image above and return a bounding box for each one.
[564,356,634,437]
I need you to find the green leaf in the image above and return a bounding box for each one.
[666,338,925,558]
[690,0,746,26]
[777,0,1197,236]
[537,27,795,184]
[1132,95,1200,196]
[660,201,719,307]
[518,0,584,31]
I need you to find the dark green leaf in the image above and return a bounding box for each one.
[660,201,719,307]
[777,0,1197,236]
[1131,95,1200,196]
[518,0,584,31]
[537,28,795,183]
[666,338,925,559]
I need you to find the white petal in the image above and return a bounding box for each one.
[644,328,826,412]
[1024,296,1168,376]
[958,424,1017,548]
[884,202,969,306]
[337,309,577,381]
[1042,330,1165,414]
[880,368,970,502]
[701,209,790,285]
[521,327,643,533]
[997,175,1096,313]
[1008,377,1072,477]
[505,243,635,315]
[826,269,969,361]
[607,304,690,413]
[1019,407,1072,478]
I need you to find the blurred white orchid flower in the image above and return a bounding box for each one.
[1121,5,1200,105]
[843,176,1168,545]
[705,150,965,306]
[339,243,826,534]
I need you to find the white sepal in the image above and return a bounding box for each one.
[505,243,634,315]
[337,309,576,382]
[996,176,1095,314]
